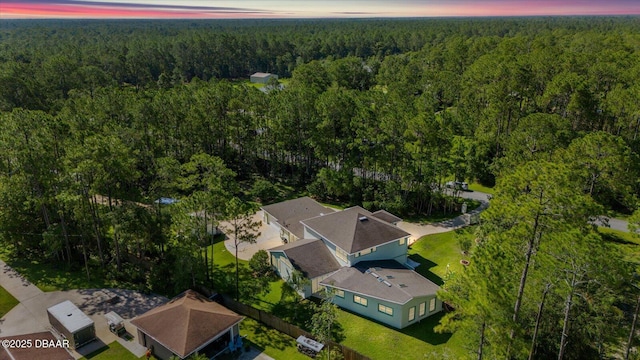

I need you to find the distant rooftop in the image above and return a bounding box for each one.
[155,197,178,205]
[251,72,271,77]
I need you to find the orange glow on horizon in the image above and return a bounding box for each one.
[0,3,273,19]
[1,1,639,19]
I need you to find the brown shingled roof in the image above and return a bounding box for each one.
[301,207,410,253]
[130,290,243,359]
[270,239,342,278]
[261,197,334,239]
[0,332,74,360]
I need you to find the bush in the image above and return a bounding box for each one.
[250,179,279,203]
[457,236,472,255]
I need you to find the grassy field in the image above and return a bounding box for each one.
[467,182,495,195]
[239,318,309,360]
[408,228,475,285]
[80,342,143,360]
[0,285,19,318]
[337,308,469,360]
[0,246,113,292]
[598,227,640,272]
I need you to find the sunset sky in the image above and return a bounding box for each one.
[1,0,639,19]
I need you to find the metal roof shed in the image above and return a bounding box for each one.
[47,300,96,349]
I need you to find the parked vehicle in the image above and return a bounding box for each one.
[445,181,469,191]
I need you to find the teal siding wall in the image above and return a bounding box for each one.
[325,286,442,329]
[329,288,403,328]
[399,295,442,328]
[348,237,409,266]
[304,227,409,267]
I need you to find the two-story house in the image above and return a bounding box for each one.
[264,197,442,329]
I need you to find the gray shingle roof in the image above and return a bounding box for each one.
[320,260,439,304]
[261,197,333,239]
[301,207,410,253]
[371,210,403,224]
[270,238,342,278]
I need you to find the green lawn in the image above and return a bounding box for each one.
[209,234,246,268]
[80,341,143,360]
[240,318,309,360]
[0,246,113,292]
[337,308,469,360]
[598,227,640,272]
[0,285,19,318]
[467,182,495,195]
[409,228,475,285]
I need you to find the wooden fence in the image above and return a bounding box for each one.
[221,295,371,360]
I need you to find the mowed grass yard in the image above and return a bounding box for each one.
[80,342,143,360]
[598,227,640,272]
[409,228,475,285]
[0,285,19,318]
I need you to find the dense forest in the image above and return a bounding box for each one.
[1,17,640,359]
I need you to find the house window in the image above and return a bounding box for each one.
[378,304,393,316]
[399,238,405,245]
[358,248,372,257]
[419,302,426,316]
[353,295,368,306]
[408,306,415,321]
[335,289,344,298]
[429,298,436,312]
[336,247,348,262]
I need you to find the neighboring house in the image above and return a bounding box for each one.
[131,290,244,360]
[265,197,442,329]
[250,72,278,84]
[261,196,334,243]
[0,332,74,360]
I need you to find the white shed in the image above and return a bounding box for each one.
[47,300,95,349]
[250,72,278,84]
